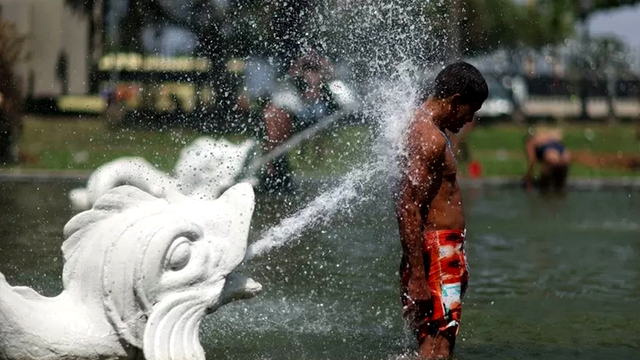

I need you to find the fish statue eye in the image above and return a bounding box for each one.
[165,237,193,271]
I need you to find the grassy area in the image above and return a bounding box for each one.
[10,115,371,175]
[16,116,203,172]
[4,116,640,178]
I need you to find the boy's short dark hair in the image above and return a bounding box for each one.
[429,61,488,104]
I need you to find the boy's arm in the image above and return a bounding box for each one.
[395,130,446,302]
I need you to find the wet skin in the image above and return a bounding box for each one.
[395,95,482,359]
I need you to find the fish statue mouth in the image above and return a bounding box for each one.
[103,183,261,360]
[143,273,262,360]
[219,273,263,307]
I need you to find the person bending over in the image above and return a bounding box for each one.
[395,62,487,359]
[524,127,571,192]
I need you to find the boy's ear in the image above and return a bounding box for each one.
[450,93,461,111]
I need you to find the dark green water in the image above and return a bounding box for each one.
[1,181,639,359]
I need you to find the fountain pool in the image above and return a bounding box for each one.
[0,179,638,360]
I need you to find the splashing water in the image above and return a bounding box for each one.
[245,165,373,259]
[245,0,448,259]
[246,63,421,260]
[368,62,424,181]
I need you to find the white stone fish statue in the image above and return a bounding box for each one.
[0,183,261,360]
[173,137,257,200]
[69,137,257,210]
[68,156,178,210]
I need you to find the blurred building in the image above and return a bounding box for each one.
[0,0,90,98]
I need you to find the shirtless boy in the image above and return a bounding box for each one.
[395,62,487,359]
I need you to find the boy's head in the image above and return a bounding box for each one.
[431,61,488,132]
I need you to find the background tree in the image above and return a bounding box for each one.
[442,0,640,57]
[65,0,312,65]
[64,0,640,59]
[587,36,633,75]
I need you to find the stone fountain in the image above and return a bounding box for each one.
[69,137,257,210]
[0,183,261,360]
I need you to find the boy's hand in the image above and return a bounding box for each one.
[407,275,432,302]
[403,277,433,325]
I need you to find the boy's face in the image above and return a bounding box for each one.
[446,95,483,133]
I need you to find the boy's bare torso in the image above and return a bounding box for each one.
[408,114,465,231]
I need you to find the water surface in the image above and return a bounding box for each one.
[0,181,638,359]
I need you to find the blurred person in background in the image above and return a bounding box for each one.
[524,127,571,192]
[259,49,337,191]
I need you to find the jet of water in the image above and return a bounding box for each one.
[246,63,421,259]
[245,165,373,260]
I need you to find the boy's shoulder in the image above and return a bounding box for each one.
[409,119,447,154]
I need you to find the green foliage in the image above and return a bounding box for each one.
[456,0,576,54]
[525,0,576,47]
[459,0,528,53]
[410,0,639,56]
[69,0,310,61]
[65,0,640,60]
[587,36,634,75]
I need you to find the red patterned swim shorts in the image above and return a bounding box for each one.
[400,229,469,342]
